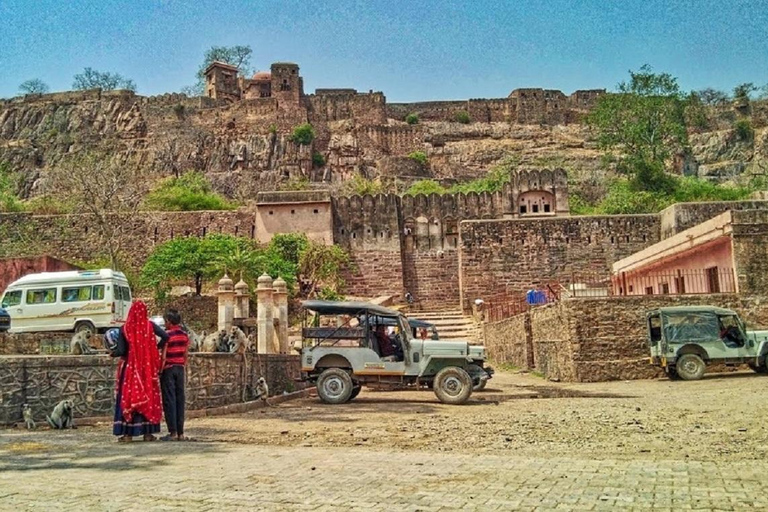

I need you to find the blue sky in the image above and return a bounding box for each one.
[1,0,767,101]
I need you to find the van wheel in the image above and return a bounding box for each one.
[74,321,96,335]
[433,366,473,405]
[676,354,706,381]
[316,368,353,404]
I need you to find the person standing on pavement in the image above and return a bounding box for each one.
[159,309,190,441]
[111,301,167,442]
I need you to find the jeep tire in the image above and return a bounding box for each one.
[349,385,362,400]
[317,368,354,404]
[433,366,473,405]
[676,354,706,381]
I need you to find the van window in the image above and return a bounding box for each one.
[1,290,22,308]
[62,286,92,303]
[26,288,57,305]
[93,285,105,301]
[118,286,132,301]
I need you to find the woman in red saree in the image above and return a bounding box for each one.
[113,301,167,442]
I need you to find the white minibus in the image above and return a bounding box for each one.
[0,269,132,334]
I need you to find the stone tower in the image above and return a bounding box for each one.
[270,62,303,105]
[203,61,241,102]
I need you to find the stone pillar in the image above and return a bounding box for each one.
[216,274,235,332]
[256,273,274,354]
[234,279,250,320]
[273,277,289,354]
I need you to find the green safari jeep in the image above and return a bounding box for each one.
[299,300,493,405]
[647,306,768,380]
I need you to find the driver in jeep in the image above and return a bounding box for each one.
[375,324,402,362]
[719,316,744,348]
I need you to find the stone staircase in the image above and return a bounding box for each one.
[408,309,481,344]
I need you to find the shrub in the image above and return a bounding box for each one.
[312,152,325,167]
[404,180,447,196]
[0,161,23,213]
[405,113,419,125]
[449,166,510,194]
[289,123,315,145]
[454,111,471,124]
[144,172,235,211]
[172,103,185,118]
[407,151,428,167]
[280,177,310,191]
[341,175,384,196]
[734,118,754,142]
[268,124,277,134]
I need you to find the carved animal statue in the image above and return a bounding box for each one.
[187,328,206,353]
[201,330,227,352]
[70,331,96,355]
[46,399,76,429]
[228,326,250,354]
[22,403,35,430]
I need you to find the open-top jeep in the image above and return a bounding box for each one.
[300,300,493,404]
[647,306,768,380]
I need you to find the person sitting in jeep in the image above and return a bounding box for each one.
[375,324,398,360]
[719,315,744,348]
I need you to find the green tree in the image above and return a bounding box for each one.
[144,172,234,211]
[405,113,419,125]
[586,65,688,191]
[18,78,49,95]
[312,152,326,167]
[298,241,352,299]
[268,233,309,266]
[290,123,316,145]
[733,82,757,102]
[404,180,447,196]
[733,118,754,142]
[449,166,511,194]
[185,45,254,95]
[72,67,136,92]
[696,88,729,106]
[142,234,256,296]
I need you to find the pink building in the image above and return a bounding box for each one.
[612,212,737,296]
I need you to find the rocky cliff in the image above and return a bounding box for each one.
[1,90,767,200]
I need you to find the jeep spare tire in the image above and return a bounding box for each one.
[433,366,473,405]
[676,353,706,381]
[317,368,354,404]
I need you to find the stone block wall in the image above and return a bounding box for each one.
[482,294,768,383]
[731,209,768,295]
[659,200,768,239]
[402,250,460,309]
[0,332,72,355]
[459,215,661,309]
[0,353,304,425]
[343,250,404,299]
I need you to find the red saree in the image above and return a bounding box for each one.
[119,301,162,424]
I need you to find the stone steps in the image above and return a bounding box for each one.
[407,309,481,343]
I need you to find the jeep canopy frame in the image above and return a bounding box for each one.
[301,300,412,352]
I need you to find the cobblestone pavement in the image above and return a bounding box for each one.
[2,371,768,510]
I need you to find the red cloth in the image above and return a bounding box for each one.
[119,301,162,424]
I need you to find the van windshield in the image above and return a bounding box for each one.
[1,290,22,308]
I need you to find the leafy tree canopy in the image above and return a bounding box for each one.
[72,67,136,92]
[18,79,49,95]
[290,123,316,145]
[587,65,688,191]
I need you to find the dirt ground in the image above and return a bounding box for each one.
[181,369,768,462]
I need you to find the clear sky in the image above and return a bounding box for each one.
[1,0,767,102]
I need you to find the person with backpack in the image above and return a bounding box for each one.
[104,301,168,443]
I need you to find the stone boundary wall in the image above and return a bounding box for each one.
[483,294,768,382]
[0,353,304,425]
[659,200,768,239]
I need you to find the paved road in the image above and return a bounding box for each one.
[1,428,766,511]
